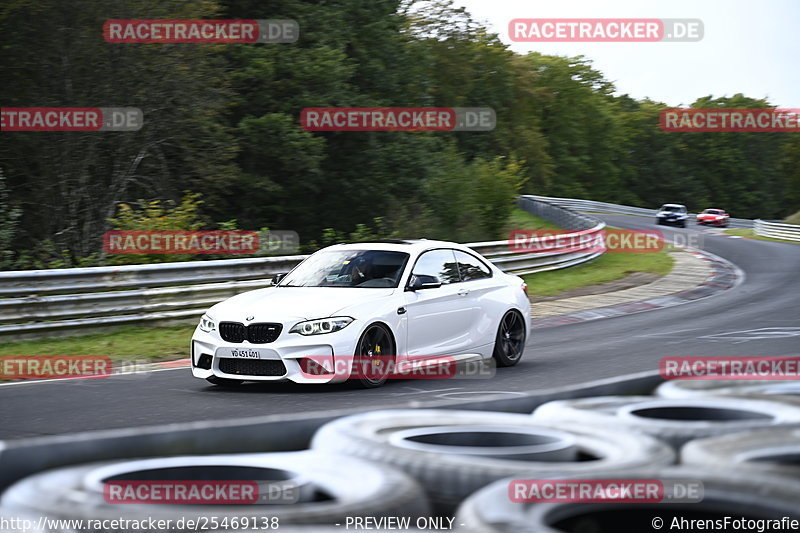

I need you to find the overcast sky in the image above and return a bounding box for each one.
[453,0,799,107]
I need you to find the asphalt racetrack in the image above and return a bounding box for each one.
[1,214,797,439]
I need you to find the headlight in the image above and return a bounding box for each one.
[290,317,354,336]
[198,314,216,333]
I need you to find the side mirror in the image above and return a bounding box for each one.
[407,274,442,291]
[271,273,287,286]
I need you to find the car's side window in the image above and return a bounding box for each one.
[454,250,492,281]
[411,249,460,284]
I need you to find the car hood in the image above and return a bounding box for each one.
[206,287,396,323]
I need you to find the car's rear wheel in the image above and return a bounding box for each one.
[492,310,526,367]
[353,323,395,388]
[206,376,243,387]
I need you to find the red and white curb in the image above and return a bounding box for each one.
[531,249,743,329]
[0,358,191,386]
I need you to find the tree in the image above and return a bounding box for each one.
[0,0,236,263]
[0,169,21,268]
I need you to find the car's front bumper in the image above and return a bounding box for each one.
[657,216,687,225]
[190,325,359,383]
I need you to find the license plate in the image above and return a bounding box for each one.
[216,347,270,359]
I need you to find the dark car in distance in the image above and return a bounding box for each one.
[655,204,689,228]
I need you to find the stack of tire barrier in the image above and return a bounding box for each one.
[0,451,432,532]
[3,381,800,532]
[656,379,800,479]
[453,385,800,532]
[310,410,676,514]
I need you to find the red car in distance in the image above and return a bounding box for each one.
[696,208,730,227]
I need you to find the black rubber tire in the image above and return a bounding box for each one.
[455,466,800,533]
[656,379,800,405]
[681,427,800,479]
[492,310,526,367]
[206,376,244,386]
[532,395,800,448]
[352,323,395,389]
[655,379,800,398]
[0,451,430,526]
[310,409,674,514]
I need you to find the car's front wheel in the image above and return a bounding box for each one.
[206,376,243,387]
[493,310,526,367]
[353,323,395,388]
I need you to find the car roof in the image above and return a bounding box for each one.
[323,239,478,254]
[661,203,686,208]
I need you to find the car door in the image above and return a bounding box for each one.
[403,249,472,358]
[453,250,499,349]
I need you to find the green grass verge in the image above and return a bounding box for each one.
[509,211,675,298]
[523,246,674,298]
[505,208,561,232]
[0,325,195,361]
[723,228,799,244]
[784,210,800,225]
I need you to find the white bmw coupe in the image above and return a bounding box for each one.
[191,239,530,388]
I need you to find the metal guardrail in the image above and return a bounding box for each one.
[524,195,659,218]
[0,198,604,340]
[754,219,800,241]
[0,256,306,298]
[525,195,754,228]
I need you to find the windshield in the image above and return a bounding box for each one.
[661,205,685,213]
[280,249,409,288]
[704,209,723,215]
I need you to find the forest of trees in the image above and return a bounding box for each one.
[1,0,798,269]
